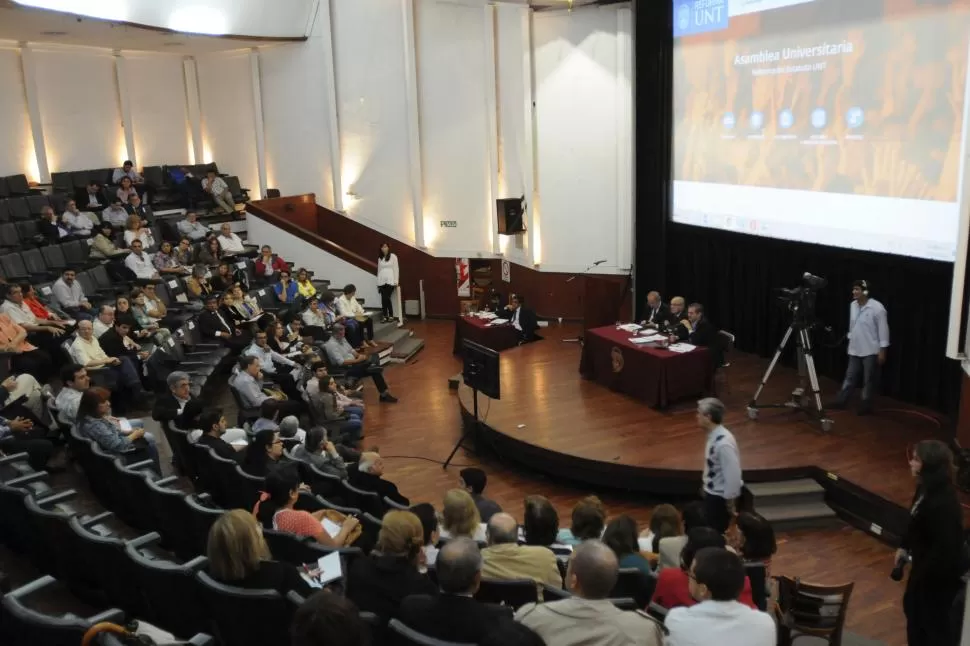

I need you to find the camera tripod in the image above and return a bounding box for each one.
[747,324,834,432]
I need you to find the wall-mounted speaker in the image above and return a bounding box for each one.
[497,197,526,235]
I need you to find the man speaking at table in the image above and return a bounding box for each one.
[641,291,670,327]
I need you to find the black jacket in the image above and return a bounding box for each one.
[902,482,964,590]
[152,392,184,424]
[642,303,671,327]
[197,432,242,462]
[99,328,137,359]
[350,469,410,507]
[398,594,513,644]
[209,560,312,598]
[346,554,437,621]
[197,308,236,340]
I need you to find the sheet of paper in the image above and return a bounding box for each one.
[667,343,696,353]
[316,551,343,585]
[629,336,658,345]
[617,323,642,333]
[321,517,342,538]
[477,312,497,320]
[118,418,133,432]
[487,319,509,326]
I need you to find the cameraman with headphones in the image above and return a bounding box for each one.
[830,279,889,415]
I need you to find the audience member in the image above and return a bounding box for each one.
[177,211,209,241]
[61,199,96,236]
[195,409,245,461]
[0,405,54,471]
[230,355,275,411]
[351,451,409,506]
[242,429,285,478]
[112,160,143,186]
[652,527,756,610]
[185,264,213,299]
[410,502,441,569]
[76,387,159,472]
[346,510,437,621]
[70,319,149,406]
[515,540,661,646]
[124,214,155,248]
[323,324,397,403]
[658,502,707,571]
[253,462,359,546]
[557,496,606,546]
[21,284,75,329]
[602,515,652,576]
[0,369,49,423]
[101,198,129,228]
[50,270,93,320]
[244,329,303,401]
[255,245,287,279]
[291,426,348,479]
[336,284,376,348]
[116,176,138,206]
[198,238,223,267]
[127,193,153,223]
[439,488,484,542]
[639,503,680,554]
[173,237,195,266]
[295,268,317,299]
[664,547,774,646]
[732,511,776,572]
[39,205,72,242]
[98,319,148,364]
[153,241,190,276]
[523,495,569,552]
[307,375,363,445]
[274,269,300,305]
[459,467,502,523]
[278,415,309,444]
[168,166,198,208]
[399,537,513,642]
[84,180,104,211]
[124,239,159,281]
[152,371,194,424]
[217,222,245,254]
[206,509,313,597]
[290,590,369,646]
[199,295,251,351]
[2,284,69,352]
[203,170,236,215]
[481,513,561,588]
[0,311,54,381]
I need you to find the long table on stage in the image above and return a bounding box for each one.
[579,325,713,408]
[453,315,519,354]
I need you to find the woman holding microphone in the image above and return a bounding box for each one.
[897,439,965,646]
[377,242,400,323]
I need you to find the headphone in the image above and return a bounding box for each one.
[860,280,869,296]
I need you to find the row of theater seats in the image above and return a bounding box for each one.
[0,174,38,200]
[0,192,68,222]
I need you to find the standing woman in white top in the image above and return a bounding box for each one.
[376,243,400,323]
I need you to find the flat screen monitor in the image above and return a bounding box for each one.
[461,339,501,400]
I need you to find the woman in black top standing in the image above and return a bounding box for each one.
[899,439,965,646]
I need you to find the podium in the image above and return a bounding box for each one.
[577,276,626,334]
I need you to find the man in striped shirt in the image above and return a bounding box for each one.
[697,397,743,534]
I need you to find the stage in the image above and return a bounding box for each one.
[457,325,949,540]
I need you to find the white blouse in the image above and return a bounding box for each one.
[377,253,399,287]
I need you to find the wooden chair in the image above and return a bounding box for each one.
[773,575,854,646]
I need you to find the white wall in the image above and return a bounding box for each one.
[123,53,191,166]
[31,46,127,172]
[0,46,35,179]
[532,6,633,274]
[247,214,380,306]
[415,0,492,256]
[259,9,335,208]
[196,51,260,195]
[331,0,415,244]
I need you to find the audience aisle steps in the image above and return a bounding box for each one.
[748,479,840,532]
[371,314,425,364]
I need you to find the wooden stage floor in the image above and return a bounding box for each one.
[457,324,947,509]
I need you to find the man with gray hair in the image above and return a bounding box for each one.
[323,323,397,403]
[481,513,561,589]
[152,371,195,425]
[515,540,662,645]
[92,305,115,338]
[349,451,409,506]
[399,537,513,641]
[641,290,669,327]
[696,397,743,534]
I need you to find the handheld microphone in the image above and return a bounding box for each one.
[593,259,607,266]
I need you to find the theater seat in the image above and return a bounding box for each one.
[195,570,298,646]
[0,575,125,646]
[475,578,538,610]
[387,618,476,646]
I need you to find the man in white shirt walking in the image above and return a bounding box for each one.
[665,547,774,646]
[696,397,743,534]
[831,279,889,415]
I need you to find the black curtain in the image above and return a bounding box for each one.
[633,1,961,413]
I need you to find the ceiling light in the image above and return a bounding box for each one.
[168,6,229,36]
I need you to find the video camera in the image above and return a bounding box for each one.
[775,272,827,329]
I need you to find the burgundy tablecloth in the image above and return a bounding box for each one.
[453,316,520,355]
[579,325,713,408]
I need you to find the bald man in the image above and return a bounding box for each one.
[481,513,562,588]
[515,540,662,645]
[641,291,670,327]
[348,451,409,507]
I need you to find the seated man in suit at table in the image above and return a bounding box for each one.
[504,294,541,344]
[641,291,670,327]
[671,302,722,366]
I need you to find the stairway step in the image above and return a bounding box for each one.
[378,328,411,346]
[390,337,425,361]
[748,479,824,498]
[758,501,841,532]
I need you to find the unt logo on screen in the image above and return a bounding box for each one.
[673,0,729,38]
